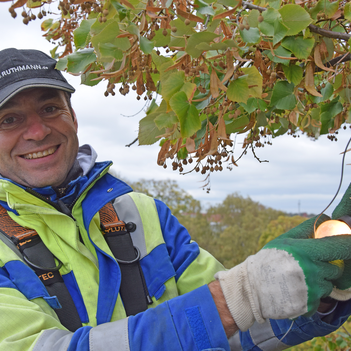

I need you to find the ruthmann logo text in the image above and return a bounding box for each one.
[0,65,49,79]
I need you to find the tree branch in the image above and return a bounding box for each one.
[125,137,138,147]
[241,1,351,42]
[308,24,351,41]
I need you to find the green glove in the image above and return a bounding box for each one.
[329,182,351,300]
[216,215,351,331]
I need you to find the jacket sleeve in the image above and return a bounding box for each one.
[228,300,351,350]
[0,277,229,351]
[154,199,226,294]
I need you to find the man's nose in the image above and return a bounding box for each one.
[22,114,51,140]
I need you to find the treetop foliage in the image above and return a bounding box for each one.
[6,0,351,181]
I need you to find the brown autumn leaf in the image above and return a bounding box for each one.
[217,117,230,141]
[220,21,232,38]
[139,12,147,32]
[233,48,251,62]
[136,72,145,96]
[178,0,187,12]
[176,7,204,23]
[207,125,219,156]
[314,45,335,72]
[146,6,165,12]
[146,71,157,91]
[305,63,323,97]
[231,155,239,167]
[185,138,196,153]
[288,110,298,126]
[157,140,171,165]
[319,40,329,60]
[119,0,135,9]
[210,68,220,98]
[9,0,28,8]
[214,0,242,19]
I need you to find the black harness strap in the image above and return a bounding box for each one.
[99,202,152,316]
[0,205,82,332]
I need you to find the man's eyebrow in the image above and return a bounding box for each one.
[0,89,61,110]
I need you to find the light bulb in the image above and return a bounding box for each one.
[315,218,351,239]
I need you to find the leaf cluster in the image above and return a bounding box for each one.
[7,0,351,179]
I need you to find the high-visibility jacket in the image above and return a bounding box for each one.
[0,158,350,351]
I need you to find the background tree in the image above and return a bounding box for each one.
[257,214,308,249]
[4,0,351,182]
[195,193,285,267]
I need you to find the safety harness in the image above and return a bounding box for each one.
[0,202,152,331]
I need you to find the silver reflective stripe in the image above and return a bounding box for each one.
[249,320,289,351]
[112,194,147,259]
[228,331,243,350]
[33,329,73,351]
[90,318,130,351]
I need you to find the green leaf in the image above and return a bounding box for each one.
[310,0,340,19]
[257,111,268,127]
[242,66,263,98]
[195,42,212,51]
[239,27,261,45]
[320,101,343,134]
[161,71,186,102]
[267,0,281,10]
[152,28,171,47]
[265,46,291,65]
[169,91,201,138]
[41,19,54,31]
[99,43,123,60]
[140,36,154,54]
[138,113,165,145]
[283,64,303,85]
[81,68,100,87]
[240,98,258,113]
[186,32,219,58]
[66,49,96,74]
[270,81,297,110]
[177,147,188,160]
[56,56,68,71]
[281,36,315,60]
[225,115,250,134]
[181,82,197,100]
[126,23,140,38]
[311,82,334,104]
[195,0,215,16]
[74,19,95,49]
[110,0,129,20]
[227,77,249,103]
[155,112,178,129]
[258,8,288,45]
[91,20,130,61]
[279,4,312,36]
[217,0,239,6]
[345,2,351,21]
[247,9,260,28]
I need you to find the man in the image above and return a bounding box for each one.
[0,47,351,351]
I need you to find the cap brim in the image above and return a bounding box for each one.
[0,78,75,108]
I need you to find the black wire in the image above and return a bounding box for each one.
[314,135,351,233]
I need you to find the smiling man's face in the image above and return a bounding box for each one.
[0,87,79,188]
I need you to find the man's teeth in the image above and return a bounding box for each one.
[23,147,56,159]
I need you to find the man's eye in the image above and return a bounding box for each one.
[2,117,16,125]
[45,106,57,113]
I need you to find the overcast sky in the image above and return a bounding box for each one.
[1,7,351,215]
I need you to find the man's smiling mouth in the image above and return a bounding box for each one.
[22,146,57,160]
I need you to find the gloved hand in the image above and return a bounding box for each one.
[329,182,351,301]
[215,215,351,332]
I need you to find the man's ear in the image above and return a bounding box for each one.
[72,109,78,131]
